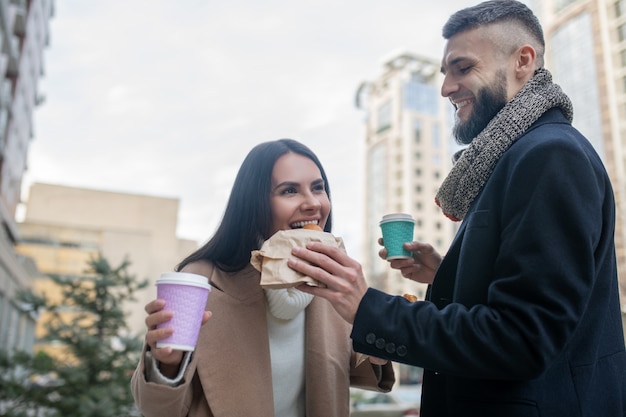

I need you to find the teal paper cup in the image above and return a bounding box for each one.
[379,213,415,260]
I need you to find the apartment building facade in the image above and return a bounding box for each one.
[0,0,53,353]
[531,0,626,314]
[356,51,458,302]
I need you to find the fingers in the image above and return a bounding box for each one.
[290,244,366,324]
[157,351,184,368]
[288,254,336,289]
[289,243,351,287]
[143,298,213,368]
[145,306,173,330]
[144,299,174,345]
[404,240,438,256]
[145,298,166,315]
[302,241,355,266]
[145,326,174,347]
[151,345,183,367]
[201,310,212,325]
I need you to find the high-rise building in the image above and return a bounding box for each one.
[530,0,626,318]
[16,183,198,352]
[356,51,458,304]
[0,0,53,353]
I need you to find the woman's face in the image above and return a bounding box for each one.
[269,152,331,236]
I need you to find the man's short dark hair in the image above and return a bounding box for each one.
[442,0,544,49]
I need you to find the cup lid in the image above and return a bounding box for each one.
[156,272,211,290]
[380,213,415,224]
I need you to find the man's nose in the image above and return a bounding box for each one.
[440,74,458,98]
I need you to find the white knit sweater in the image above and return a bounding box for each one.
[265,288,313,417]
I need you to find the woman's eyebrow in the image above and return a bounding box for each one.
[272,180,299,191]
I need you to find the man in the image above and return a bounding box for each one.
[288,1,626,416]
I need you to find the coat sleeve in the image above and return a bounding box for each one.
[131,345,199,417]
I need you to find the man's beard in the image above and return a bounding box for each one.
[453,71,508,145]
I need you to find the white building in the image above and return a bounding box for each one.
[356,51,458,302]
[531,0,626,319]
[0,0,53,353]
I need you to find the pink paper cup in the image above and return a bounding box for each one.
[155,272,211,351]
[380,213,415,260]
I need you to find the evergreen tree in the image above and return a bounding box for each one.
[0,254,148,417]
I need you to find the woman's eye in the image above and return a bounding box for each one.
[281,187,297,195]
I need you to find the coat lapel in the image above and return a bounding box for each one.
[194,265,275,415]
[429,221,466,308]
[304,297,353,415]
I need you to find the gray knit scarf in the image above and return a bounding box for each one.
[435,68,574,221]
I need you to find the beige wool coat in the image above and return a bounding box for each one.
[131,261,395,417]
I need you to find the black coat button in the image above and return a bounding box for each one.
[365,333,376,344]
[385,343,396,353]
[397,345,408,357]
[375,338,386,349]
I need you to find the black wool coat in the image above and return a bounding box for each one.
[352,108,626,417]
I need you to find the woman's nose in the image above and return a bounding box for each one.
[302,192,322,210]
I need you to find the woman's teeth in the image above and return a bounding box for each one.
[291,220,318,228]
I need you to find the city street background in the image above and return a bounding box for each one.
[20,0,480,257]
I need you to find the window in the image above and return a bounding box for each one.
[616,0,626,17]
[404,78,438,115]
[414,120,422,143]
[618,23,626,42]
[554,0,577,12]
[432,123,440,148]
[377,101,391,132]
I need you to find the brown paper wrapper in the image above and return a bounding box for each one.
[251,229,345,289]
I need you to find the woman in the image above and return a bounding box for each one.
[131,139,394,416]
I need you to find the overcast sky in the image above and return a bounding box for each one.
[22,0,481,258]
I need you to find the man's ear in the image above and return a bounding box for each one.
[516,44,537,79]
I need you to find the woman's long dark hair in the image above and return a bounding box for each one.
[177,139,333,272]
